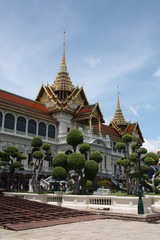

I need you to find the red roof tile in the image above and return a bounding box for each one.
[77,106,93,115]
[126,124,135,134]
[0,90,48,113]
[93,124,120,136]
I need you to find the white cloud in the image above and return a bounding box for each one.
[153,66,160,78]
[143,138,160,153]
[104,116,113,124]
[129,105,139,117]
[85,57,101,68]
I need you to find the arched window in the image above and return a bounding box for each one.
[0,112,2,127]
[38,122,46,137]
[48,124,55,139]
[4,113,15,130]
[16,116,26,132]
[28,119,37,134]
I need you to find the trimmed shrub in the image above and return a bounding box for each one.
[53,153,67,168]
[42,143,50,151]
[67,153,85,171]
[31,137,43,148]
[129,153,138,163]
[145,152,159,165]
[6,146,18,157]
[52,166,67,181]
[32,151,43,160]
[116,142,125,150]
[66,129,83,151]
[84,160,99,180]
[122,134,133,143]
[144,157,155,166]
[79,143,90,154]
[90,151,103,163]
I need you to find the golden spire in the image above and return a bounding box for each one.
[112,86,127,126]
[52,31,74,95]
[117,85,121,111]
[61,31,66,67]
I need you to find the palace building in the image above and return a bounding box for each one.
[0,33,144,189]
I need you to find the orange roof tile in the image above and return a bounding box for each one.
[126,124,135,134]
[77,105,93,115]
[0,90,48,113]
[94,124,120,136]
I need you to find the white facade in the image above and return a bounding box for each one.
[0,105,124,180]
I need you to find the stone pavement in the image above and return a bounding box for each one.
[0,219,160,240]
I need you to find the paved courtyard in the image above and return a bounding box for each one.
[0,219,160,240]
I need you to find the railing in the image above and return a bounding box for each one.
[47,196,62,203]
[3,192,160,214]
[90,198,111,205]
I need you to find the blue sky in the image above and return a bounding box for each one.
[0,0,160,151]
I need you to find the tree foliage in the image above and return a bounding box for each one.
[0,146,26,189]
[31,137,43,148]
[53,153,67,168]
[52,129,101,193]
[30,137,52,192]
[79,143,90,154]
[84,160,99,180]
[52,166,67,181]
[66,129,83,152]
[67,153,86,171]
[116,142,125,150]
[90,151,103,163]
[116,133,160,194]
[122,134,133,143]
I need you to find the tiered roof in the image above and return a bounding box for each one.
[52,31,74,93]
[73,103,105,125]
[111,95,127,126]
[0,89,58,123]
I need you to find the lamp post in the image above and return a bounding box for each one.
[137,140,144,214]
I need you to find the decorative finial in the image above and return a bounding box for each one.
[117,85,120,107]
[117,85,120,97]
[61,31,66,67]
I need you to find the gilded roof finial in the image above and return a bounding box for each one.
[117,85,120,109]
[61,31,66,67]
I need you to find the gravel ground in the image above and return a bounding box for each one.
[0,219,160,240]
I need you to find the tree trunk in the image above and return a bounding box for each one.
[126,175,132,194]
[8,166,15,190]
[31,159,43,192]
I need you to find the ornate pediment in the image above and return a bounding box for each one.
[36,84,51,103]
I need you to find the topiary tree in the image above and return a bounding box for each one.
[67,153,86,172]
[0,146,26,189]
[116,134,135,194]
[52,130,102,194]
[116,134,160,194]
[143,152,160,193]
[30,137,52,192]
[66,129,83,152]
